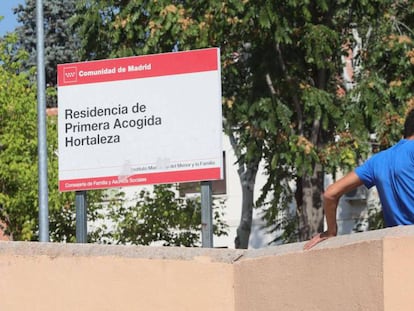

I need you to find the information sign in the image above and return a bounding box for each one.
[57,48,223,191]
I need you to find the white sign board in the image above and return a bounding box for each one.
[57,48,223,192]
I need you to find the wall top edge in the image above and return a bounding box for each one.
[1,225,413,262]
[0,241,245,263]
[242,225,414,259]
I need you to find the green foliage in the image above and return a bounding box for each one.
[107,184,228,247]
[0,34,107,241]
[368,209,384,231]
[349,3,414,149]
[0,35,38,240]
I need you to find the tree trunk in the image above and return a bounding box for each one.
[227,129,261,249]
[297,163,324,241]
[234,162,259,249]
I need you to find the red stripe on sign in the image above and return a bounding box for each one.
[58,48,219,87]
[59,167,222,192]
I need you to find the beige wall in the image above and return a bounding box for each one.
[1,226,414,311]
[383,235,414,311]
[235,238,384,311]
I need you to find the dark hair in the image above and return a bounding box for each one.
[404,108,414,138]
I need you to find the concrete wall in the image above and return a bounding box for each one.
[1,226,414,311]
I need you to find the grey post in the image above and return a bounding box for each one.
[75,191,88,243]
[201,181,213,248]
[36,0,49,242]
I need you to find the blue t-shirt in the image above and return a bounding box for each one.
[355,139,414,226]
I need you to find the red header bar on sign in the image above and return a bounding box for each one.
[57,48,219,87]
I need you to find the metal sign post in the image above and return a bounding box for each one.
[36,0,49,242]
[75,191,87,243]
[201,181,213,248]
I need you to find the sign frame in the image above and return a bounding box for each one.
[57,48,223,192]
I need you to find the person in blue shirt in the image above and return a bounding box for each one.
[304,108,414,250]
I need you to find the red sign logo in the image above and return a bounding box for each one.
[63,66,78,83]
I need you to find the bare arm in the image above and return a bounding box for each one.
[303,171,364,250]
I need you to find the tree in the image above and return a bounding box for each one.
[0,35,39,240]
[13,0,79,107]
[107,184,228,247]
[348,1,414,148]
[343,1,414,231]
[254,0,414,242]
[0,33,108,241]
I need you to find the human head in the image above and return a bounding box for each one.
[404,108,414,138]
